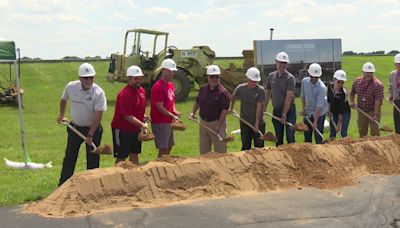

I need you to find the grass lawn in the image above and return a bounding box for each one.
[0,55,397,206]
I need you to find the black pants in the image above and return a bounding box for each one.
[240,122,265,150]
[58,123,102,186]
[394,100,400,134]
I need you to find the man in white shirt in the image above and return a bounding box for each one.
[56,63,107,186]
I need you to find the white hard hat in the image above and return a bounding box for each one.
[78,63,96,77]
[245,67,261,82]
[161,58,178,71]
[333,70,347,81]
[275,52,289,63]
[308,63,322,77]
[127,65,144,77]
[394,53,400,63]
[362,62,375,73]
[206,65,221,75]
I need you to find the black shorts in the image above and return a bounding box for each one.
[112,128,142,159]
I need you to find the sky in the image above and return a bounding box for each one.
[1,0,399,59]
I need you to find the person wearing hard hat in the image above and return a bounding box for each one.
[189,65,230,154]
[389,53,400,134]
[349,62,384,137]
[229,67,266,150]
[300,63,328,144]
[327,70,351,139]
[264,52,296,146]
[56,63,107,186]
[150,59,181,158]
[111,66,148,165]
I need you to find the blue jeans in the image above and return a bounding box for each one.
[272,105,296,147]
[303,115,326,144]
[329,112,351,138]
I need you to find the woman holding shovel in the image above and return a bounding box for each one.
[388,53,400,134]
[349,62,384,137]
[327,70,351,139]
[229,67,266,150]
[189,65,231,154]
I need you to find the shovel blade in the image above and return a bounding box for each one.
[92,144,112,155]
[292,123,309,131]
[222,135,235,142]
[262,131,277,142]
[380,126,394,132]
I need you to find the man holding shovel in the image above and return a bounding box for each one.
[300,63,328,144]
[349,62,384,137]
[151,59,181,158]
[189,65,230,154]
[56,63,107,186]
[111,66,147,165]
[229,67,266,150]
[389,54,400,134]
[264,52,296,146]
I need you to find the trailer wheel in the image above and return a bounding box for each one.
[172,69,191,102]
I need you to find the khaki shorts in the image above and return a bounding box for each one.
[151,123,174,149]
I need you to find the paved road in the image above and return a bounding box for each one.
[2,175,400,228]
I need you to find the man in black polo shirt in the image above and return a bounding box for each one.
[189,65,230,154]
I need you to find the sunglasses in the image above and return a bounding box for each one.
[336,80,344,84]
[81,77,94,80]
[209,75,220,79]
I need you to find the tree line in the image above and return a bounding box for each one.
[343,50,399,56]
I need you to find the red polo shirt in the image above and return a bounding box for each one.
[150,79,175,123]
[111,85,146,132]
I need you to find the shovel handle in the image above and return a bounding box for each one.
[352,107,381,127]
[386,98,400,113]
[231,110,257,131]
[188,117,224,141]
[329,116,343,139]
[264,112,293,127]
[303,116,325,140]
[60,120,98,150]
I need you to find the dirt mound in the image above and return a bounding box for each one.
[26,135,400,217]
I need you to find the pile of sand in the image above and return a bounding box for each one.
[26,135,400,217]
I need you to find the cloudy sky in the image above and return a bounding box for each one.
[1,0,399,59]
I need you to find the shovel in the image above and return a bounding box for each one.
[138,122,155,141]
[264,112,308,131]
[328,115,343,139]
[352,107,393,132]
[60,119,112,155]
[303,115,327,143]
[188,116,234,142]
[230,110,277,142]
[386,98,400,114]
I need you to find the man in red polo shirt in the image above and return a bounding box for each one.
[111,65,147,165]
[151,59,180,158]
[349,62,384,137]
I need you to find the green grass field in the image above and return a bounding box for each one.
[0,56,397,206]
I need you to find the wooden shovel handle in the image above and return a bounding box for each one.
[352,107,380,127]
[60,120,98,150]
[303,115,325,140]
[264,112,294,127]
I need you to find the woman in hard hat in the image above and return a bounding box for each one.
[327,70,351,139]
[389,53,400,134]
